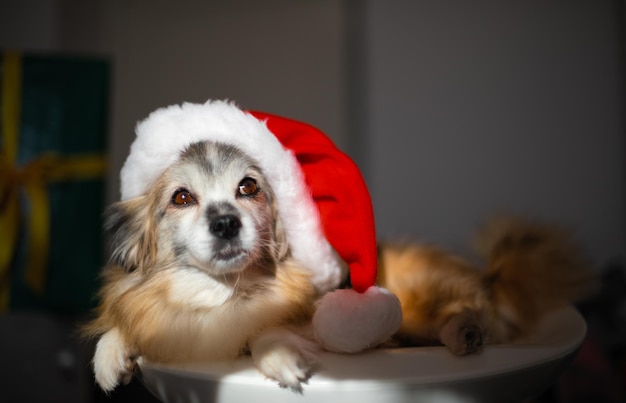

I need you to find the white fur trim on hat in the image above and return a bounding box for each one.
[120,100,344,292]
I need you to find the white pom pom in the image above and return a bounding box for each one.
[312,286,402,353]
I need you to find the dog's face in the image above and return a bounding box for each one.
[106,141,286,276]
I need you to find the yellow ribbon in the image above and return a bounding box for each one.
[0,52,107,310]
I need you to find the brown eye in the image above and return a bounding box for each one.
[171,189,195,206]
[238,178,258,196]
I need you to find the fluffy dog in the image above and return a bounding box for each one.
[378,217,595,355]
[84,141,320,392]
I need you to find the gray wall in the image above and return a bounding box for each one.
[361,0,625,267]
[96,0,348,204]
[0,0,348,204]
[2,0,624,268]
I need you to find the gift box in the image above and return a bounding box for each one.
[0,52,110,314]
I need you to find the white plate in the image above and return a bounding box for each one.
[139,305,585,403]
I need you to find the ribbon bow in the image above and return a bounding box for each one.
[0,52,107,310]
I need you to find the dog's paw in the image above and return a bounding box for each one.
[93,328,139,392]
[250,328,319,393]
[439,309,484,355]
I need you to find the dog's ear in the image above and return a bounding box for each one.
[104,196,158,272]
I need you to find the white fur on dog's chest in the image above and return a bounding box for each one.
[166,268,234,308]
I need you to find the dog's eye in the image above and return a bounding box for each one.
[238,178,258,197]
[171,189,196,206]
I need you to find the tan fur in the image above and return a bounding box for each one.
[378,216,596,354]
[84,259,315,364]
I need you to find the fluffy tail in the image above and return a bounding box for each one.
[474,216,597,341]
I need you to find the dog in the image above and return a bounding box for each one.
[377,216,596,355]
[85,134,595,391]
[84,141,321,392]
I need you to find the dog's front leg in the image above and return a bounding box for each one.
[92,327,139,392]
[249,327,319,392]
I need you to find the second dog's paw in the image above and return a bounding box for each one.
[439,309,484,355]
[93,328,138,392]
[250,328,319,392]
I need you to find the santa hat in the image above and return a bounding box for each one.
[120,100,401,353]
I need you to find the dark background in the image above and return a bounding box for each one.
[0,1,624,402]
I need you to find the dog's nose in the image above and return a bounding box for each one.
[210,214,241,240]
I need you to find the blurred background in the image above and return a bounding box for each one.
[0,0,624,402]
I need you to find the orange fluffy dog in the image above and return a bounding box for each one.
[378,217,595,355]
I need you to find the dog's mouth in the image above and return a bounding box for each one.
[214,246,247,261]
[211,244,251,269]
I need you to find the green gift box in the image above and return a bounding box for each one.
[0,52,110,314]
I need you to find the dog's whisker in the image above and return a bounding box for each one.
[233,272,242,289]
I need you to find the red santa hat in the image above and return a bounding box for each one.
[120,100,401,353]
